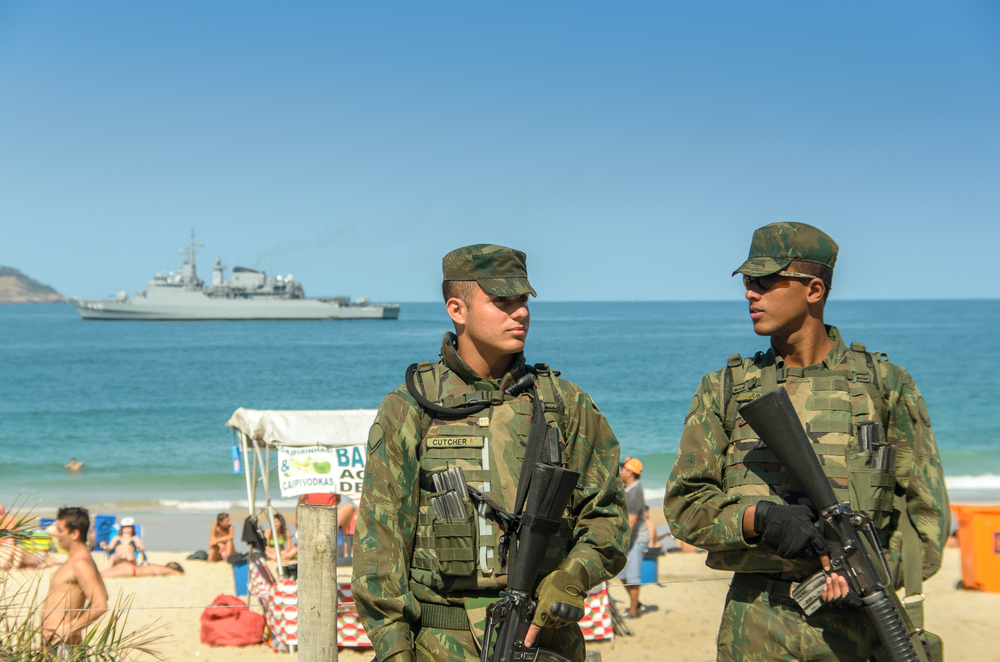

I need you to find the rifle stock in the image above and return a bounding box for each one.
[737,388,838,510]
[739,389,925,662]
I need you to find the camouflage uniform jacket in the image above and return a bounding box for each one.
[353,333,628,662]
[664,326,949,583]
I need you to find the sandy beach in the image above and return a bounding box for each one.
[4,532,997,662]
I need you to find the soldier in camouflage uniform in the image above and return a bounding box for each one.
[664,222,949,661]
[353,244,629,662]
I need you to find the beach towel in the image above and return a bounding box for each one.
[199,594,265,647]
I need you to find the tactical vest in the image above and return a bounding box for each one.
[708,342,904,577]
[407,360,574,594]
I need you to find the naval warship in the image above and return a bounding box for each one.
[70,232,400,321]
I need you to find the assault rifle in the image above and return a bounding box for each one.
[739,389,925,662]
[480,463,581,662]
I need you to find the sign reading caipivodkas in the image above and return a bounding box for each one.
[277,444,366,502]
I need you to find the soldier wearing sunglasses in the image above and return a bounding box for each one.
[664,222,949,662]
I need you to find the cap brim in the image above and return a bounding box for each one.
[479,277,537,298]
[732,256,792,277]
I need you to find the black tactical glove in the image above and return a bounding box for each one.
[752,501,830,560]
[821,589,864,614]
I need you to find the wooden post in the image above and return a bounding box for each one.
[298,503,339,662]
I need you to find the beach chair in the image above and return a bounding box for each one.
[33,518,57,552]
[102,521,149,566]
[92,515,116,552]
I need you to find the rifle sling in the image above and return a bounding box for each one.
[506,386,550,570]
[899,504,932,661]
[518,513,561,535]
[513,386,549,517]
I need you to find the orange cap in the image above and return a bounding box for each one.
[622,457,642,475]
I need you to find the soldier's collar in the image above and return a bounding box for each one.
[823,326,849,368]
[439,332,526,390]
[771,325,847,370]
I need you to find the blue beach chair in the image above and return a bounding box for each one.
[92,515,116,551]
[102,518,149,566]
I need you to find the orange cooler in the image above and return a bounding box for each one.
[952,504,1000,592]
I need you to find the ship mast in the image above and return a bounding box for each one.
[178,227,203,290]
[190,227,196,273]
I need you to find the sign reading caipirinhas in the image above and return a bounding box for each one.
[277,444,366,502]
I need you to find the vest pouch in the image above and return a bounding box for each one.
[847,451,895,529]
[432,498,478,577]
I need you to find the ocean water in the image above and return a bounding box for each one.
[2,300,998,516]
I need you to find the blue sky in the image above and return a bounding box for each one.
[1,2,997,302]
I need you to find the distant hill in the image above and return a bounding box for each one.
[0,266,67,304]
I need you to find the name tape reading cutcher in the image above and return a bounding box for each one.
[425,436,485,449]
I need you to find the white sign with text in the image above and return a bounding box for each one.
[277,444,367,502]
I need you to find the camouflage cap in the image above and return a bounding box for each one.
[733,222,839,277]
[442,244,537,297]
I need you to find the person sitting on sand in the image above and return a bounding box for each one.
[264,513,297,562]
[101,560,184,579]
[40,507,108,648]
[208,512,236,562]
[102,517,145,568]
[0,505,56,570]
[64,458,85,471]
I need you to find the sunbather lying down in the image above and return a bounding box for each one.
[101,561,184,579]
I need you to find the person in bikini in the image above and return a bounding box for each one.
[39,507,108,648]
[264,513,296,562]
[100,560,184,578]
[208,512,236,562]
[101,517,145,568]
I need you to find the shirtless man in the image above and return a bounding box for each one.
[64,458,85,471]
[207,512,235,562]
[40,507,108,647]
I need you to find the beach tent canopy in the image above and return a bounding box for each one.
[226,408,377,448]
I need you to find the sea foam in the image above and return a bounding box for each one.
[945,474,1000,490]
[158,498,300,511]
